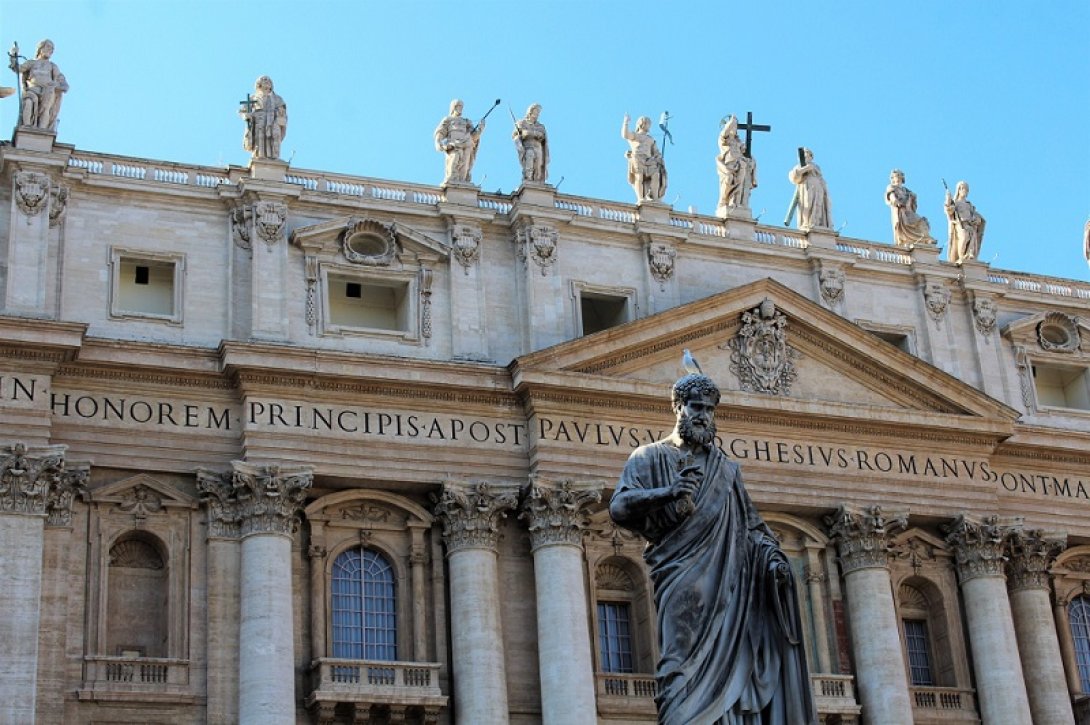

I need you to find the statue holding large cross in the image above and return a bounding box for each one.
[716,112,768,216]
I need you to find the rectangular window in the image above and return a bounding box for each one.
[1033,364,1090,410]
[903,619,934,686]
[572,281,636,337]
[111,249,184,323]
[327,274,409,332]
[597,601,634,674]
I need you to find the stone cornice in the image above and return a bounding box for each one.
[1007,529,1066,592]
[519,479,601,551]
[0,317,87,365]
[943,514,1016,584]
[432,482,518,555]
[824,505,908,574]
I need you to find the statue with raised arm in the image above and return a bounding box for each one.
[513,103,549,184]
[716,115,757,214]
[788,148,832,229]
[435,99,484,186]
[886,169,934,246]
[621,114,667,203]
[239,75,288,160]
[610,364,816,725]
[944,180,986,264]
[10,39,68,131]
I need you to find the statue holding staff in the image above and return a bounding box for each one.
[621,113,668,203]
[435,98,497,186]
[239,75,287,160]
[943,180,986,264]
[511,103,549,184]
[610,358,816,725]
[9,39,68,131]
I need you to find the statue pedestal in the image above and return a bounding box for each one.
[515,183,555,209]
[13,126,55,153]
[959,258,990,282]
[908,243,941,267]
[248,158,289,182]
[636,201,671,226]
[716,204,752,221]
[804,226,839,250]
[441,183,479,208]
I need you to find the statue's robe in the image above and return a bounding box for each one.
[615,441,816,725]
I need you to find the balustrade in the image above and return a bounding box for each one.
[911,686,977,716]
[79,656,191,701]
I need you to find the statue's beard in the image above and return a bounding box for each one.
[678,415,716,447]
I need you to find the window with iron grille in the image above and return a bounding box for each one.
[903,618,934,686]
[331,547,397,661]
[597,601,634,674]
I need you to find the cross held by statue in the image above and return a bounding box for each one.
[737,111,771,159]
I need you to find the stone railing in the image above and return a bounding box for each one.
[835,237,914,264]
[811,674,861,721]
[594,672,658,717]
[79,656,192,702]
[310,657,443,698]
[69,155,229,188]
[911,685,977,719]
[988,269,1090,300]
[554,195,637,224]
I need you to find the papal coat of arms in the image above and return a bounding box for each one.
[726,298,799,396]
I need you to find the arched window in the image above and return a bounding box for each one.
[593,558,654,675]
[331,547,397,661]
[106,532,168,657]
[1070,596,1090,692]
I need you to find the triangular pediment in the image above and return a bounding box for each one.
[513,278,1018,438]
[91,473,197,509]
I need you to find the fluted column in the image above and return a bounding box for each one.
[825,505,913,725]
[804,547,832,674]
[0,442,86,724]
[1007,530,1074,725]
[944,515,1032,725]
[520,480,601,725]
[434,482,518,725]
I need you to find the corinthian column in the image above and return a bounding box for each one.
[825,505,913,725]
[227,462,311,725]
[434,482,518,725]
[1006,530,1074,725]
[0,443,86,724]
[519,480,601,725]
[943,515,1032,725]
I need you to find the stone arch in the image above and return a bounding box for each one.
[106,530,169,657]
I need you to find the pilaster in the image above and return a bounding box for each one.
[943,515,1033,725]
[433,482,517,724]
[825,505,912,724]
[0,442,87,724]
[1006,530,1074,725]
[446,218,491,361]
[519,480,600,725]
[4,163,69,317]
[512,219,565,350]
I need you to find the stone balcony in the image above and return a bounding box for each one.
[76,656,195,704]
[305,658,447,724]
[595,672,862,722]
[911,686,980,723]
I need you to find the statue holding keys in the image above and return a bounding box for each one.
[610,354,816,725]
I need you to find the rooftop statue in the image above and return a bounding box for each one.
[787,147,832,230]
[609,359,816,725]
[716,115,758,215]
[9,39,68,132]
[621,114,668,203]
[886,169,934,247]
[512,103,549,184]
[239,75,288,161]
[435,98,488,186]
[944,180,986,264]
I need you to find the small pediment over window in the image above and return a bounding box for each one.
[292,216,448,267]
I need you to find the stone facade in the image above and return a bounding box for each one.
[3,128,1090,725]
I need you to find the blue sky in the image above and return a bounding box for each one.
[2,1,1087,281]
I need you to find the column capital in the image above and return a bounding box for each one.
[196,462,312,539]
[1,442,88,522]
[519,479,601,552]
[1007,529,1066,592]
[433,481,518,555]
[824,504,907,574]
[943,514,1017,584]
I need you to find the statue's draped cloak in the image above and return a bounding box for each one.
[616,442,816,725]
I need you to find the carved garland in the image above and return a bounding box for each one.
[923,282,951,325]
[341,218,400,266]
[451,224,482,273]
[254,201,288,247]
[647,242,676,289]
[14,171,52,221]
[973,297,997,339]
